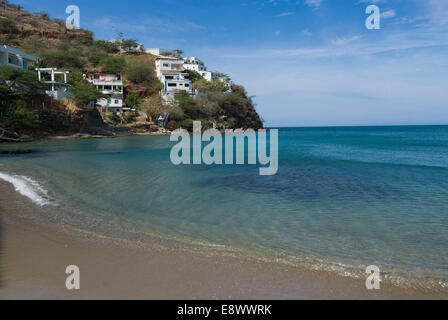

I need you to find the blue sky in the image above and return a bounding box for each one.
[13,0,448,127]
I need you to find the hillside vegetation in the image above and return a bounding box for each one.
[0,3,263,141]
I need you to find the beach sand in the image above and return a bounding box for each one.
[0,181,445,300]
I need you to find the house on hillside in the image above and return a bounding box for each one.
[109,39,144,54]
[0,45,37,70]
[86,73,124,112]
[183,57,212,81]
[155,57,192,102]
[36,68,72,100]
[146,48,181,57]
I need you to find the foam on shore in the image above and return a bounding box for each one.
[0,171,52,206]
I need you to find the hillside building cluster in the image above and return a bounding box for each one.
[149,48,230,103]
[1,45,230,113]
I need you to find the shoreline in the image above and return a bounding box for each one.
[0,131,171,145]
[0,181,446,299]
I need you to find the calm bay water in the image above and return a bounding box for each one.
[1,126,448,287]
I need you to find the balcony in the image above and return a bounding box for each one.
[90,79,122,86]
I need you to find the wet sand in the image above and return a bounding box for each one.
[0,181,445,300]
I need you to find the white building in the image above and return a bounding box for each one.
[146,48,177,57]
[109,39,144,54]
[36,68,72,100]
[86,73,123,112]
[155,57,192,102]
[183,57,213,81]
[0,45,36,70]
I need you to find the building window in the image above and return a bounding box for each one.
[115,100,119,104]
[7,53,21,66]
[185,84,190,87]
[163,63,169,67]
[165,76,174,80]
[168,83,177,87]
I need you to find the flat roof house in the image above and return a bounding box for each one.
[0,45,37,70]
[86,73,124,112]
[36,68,72,100]
[145,48,177,57]
[155,58,192,102]
[183,57,213,82]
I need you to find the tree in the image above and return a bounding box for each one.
[3,107,40,129]
[0,66,45,103]
[99,56,126,74]
[125,93,139,109]
[121,39,139,52]
[173,49,183,58]
[71,81,105,106]
[0,66,45,129]
[184,69,202,83]
[124,60,154,84]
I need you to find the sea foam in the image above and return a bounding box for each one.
[0,171,52,206]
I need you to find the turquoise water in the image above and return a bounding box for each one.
[1,126,448,287]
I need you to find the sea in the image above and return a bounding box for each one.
[1,125,448,290]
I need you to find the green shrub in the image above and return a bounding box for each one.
[165,120,180,131]
[3,107,40,129]
[0,18,19,34]
[167,106,185,121]
[121,39,139,52]
[0,66,46,101]
[150,81,164,94]
[39,50,83,69]
[125,93,140,109]
[76,31,94,46]
[108,113,122,124]
[87,47,108,65]
[184,69,202,83]
[124,60,154,84]
[71,81,105,105]
[94,40,120,54]
[179,118,194,130]
[99,56,126,73]
[141,96,165,121]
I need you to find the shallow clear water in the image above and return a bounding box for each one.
[1,126,448,285]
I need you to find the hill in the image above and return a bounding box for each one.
[0,3,263,141]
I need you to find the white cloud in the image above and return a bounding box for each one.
[331,35,363,46]
[381,9,396,19]
[305,0,322,9]
[274,12,295,17]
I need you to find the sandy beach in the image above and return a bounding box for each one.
[0,181,446,300]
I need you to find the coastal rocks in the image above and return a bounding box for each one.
[0,127,31,143]
[70,109,118,136]
[38,110,71,133]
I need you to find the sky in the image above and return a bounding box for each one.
[12,0,448,127]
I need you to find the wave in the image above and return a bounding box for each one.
[0,171,53,206]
